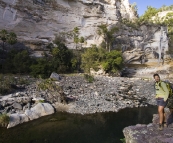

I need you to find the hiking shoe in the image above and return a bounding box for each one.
[158,123,163,131]
[163,122,168,128]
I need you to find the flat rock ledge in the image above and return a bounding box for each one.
[123,110,173,143]
[7,103,54,128]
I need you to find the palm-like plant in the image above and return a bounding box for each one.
[0,29,8,50]
[7,32,17,45]
[0,30,17,51]
[73,27,79,49]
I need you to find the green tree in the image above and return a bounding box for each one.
[2,50,33,74]
[79,36,85,48]
[73,27,79,49]
[51,36,74,73]
[30,58,52,78]
[81,46,123,74]
[131,2,138,17]
[74,36,79,49]
[0,30,17,50]
[139,6,158,23]
[13,50,32,73]
[97,24,119,52]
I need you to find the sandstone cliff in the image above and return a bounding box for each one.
[0,0,137,49]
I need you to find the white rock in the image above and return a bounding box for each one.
[25,103,54,120]
[50,72,61,81]
[32,97,45,101]
[7,113,29,128]
[12,102,23,110]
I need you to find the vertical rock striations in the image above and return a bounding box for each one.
[0,0,137,47]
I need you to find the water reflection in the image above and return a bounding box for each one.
[0,106,157,143]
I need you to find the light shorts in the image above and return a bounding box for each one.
[156,98,168,107]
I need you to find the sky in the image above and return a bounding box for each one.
[129,0,173,16]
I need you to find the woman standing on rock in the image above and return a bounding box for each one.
[153,73,169,131]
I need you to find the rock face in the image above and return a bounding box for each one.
[0,0,136,49]
[115,25,168,64]
[123,110,173,143]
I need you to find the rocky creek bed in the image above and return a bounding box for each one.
[0,75,156,127]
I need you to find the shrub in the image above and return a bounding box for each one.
[0,74,31,95]
[84,74,94,83]
[30,58,52,79]
[81,46,106,72]
[81,46,123,75]
[102,50,123,74]
[0,114,10,127]
[36,78,61,92]
[38,100,45,103]
[2,50,33,74]
[0,75,16,95]
[120,138,126,143]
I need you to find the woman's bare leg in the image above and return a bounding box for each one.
[158,106,164,124]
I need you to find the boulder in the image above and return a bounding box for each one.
[123,123,173,143]
[50,72,61,81]
[123,110,173,143]
[25,103,54,120]
[12,102,23,110]
[7,113,29,128]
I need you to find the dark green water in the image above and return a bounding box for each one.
[0,106,157,143]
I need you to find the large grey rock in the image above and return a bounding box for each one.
[7,113,29,128]
[12,102,23,110]
[123,111,173,143]
[25,103,54,120]
[50,72,61,81]
[123,123,173,143]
